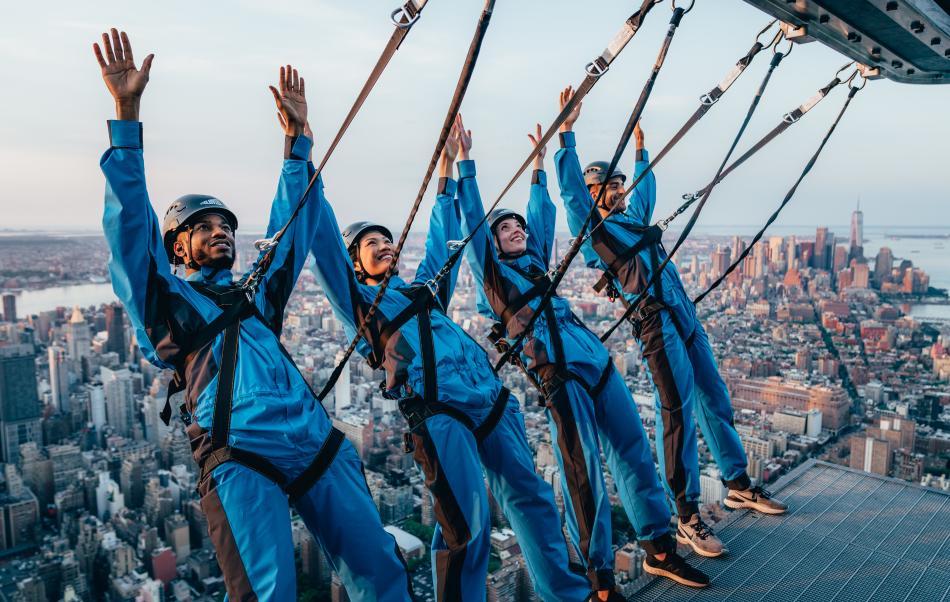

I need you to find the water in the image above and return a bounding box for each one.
[8,283,117,316]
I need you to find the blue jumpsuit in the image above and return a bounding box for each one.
[308,175,590,601]
[554,131,751,519]
[455,160,675,589]
[101,120,411,601]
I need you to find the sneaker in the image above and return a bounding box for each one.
[586,590,626,601]
[676,514,724,558]
[724,485,788,515]
[642,552,710,588]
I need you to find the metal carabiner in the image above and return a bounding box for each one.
[772,32,794,56]
[755,19,779,45]
[585,57,609,78]
[835,60,856,80]
[446,239,466,251]
[391,1,421,29]
[847,70,868,90]
[254,237,278,252]
[423,279,440,297]
[671,0,695,13]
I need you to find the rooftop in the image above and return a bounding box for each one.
[631,460,950,601]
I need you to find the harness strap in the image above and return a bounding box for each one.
[472,387,510,443]
[591,223,664,295]
[200,446,288,488]
[589,359,615,401]
[285,428,347,502]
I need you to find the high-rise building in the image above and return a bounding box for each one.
[65,307,90,363]
[2,295,16,324]
[334,351,351,416]
[874,246,894,286]
[814,227,829,270]
[0,345,42,464]
[727,376,850,430]
[100,366,135,437]
[332,411,373,459]
[88,383,106,432]
[164,512,191,560]
[850,200,864,261]
[48,345,69,413]
[105,303,127,363]
[850,436,891,476]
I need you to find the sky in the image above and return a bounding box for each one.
[1,0,948,234]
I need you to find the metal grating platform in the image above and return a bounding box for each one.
[630,460,950,601]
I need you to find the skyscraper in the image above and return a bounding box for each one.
[48,345,69,413]
[874,246,894,286]
[333,350,351,416]
[814,227,829,270]
[105,303,127,363]
[0,345,42,463]
[850,200,864,261]
[2,294,15,323]
[66,307,90,363]
[100,366,135,437]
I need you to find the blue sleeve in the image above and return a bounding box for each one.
[100,120,204,370]
[413,177,462,308]
[525,169,555,268]
[253,135,321,331]
[624,148,656,226]
[456,160,501,318]
[307,181,372,357]
[553,131,601,268]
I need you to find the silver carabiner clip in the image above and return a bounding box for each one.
[782,111,800,124]
[423,279,440,297]
[391,1,421,29]
[585,58,609,78]
[254,238,278,252]
[699,93,717,106]
[446,240,466,251]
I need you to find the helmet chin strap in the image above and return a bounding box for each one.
[183,228,201,271]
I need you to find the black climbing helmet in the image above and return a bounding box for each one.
[342,221,394,255]
[488,208,527,235]
[583,161,627,188]
[161,194,238,264]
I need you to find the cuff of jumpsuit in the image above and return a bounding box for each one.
[456,158,476,179]
[437,177,458,197]
[531,169,546,185]
[558,131,576,148]
[636,148,649,162]
[288,134,313,160]
[107,120,143,149]
[589,568,616,591]
[639,532,677,557]
[721,471,752,491]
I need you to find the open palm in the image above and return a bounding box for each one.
[269,65,308,136]
[94,29,153,101]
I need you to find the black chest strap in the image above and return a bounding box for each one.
[592,223,664,298]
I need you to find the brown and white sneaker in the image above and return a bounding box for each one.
[724,485,788,514]
[676,514,724,558]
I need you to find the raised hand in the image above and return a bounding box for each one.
[456,114,472,161]
[93,28,154,120]
[634,121,645,149]
[269,65,308,137]
[559,85,583,133]
[528,123,546,169]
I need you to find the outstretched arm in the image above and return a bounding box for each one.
[524,123,555,267]
[254,65,323,331]
[95,29,203,369]
[624,122,656,226]
[551,86,601,268]
[414,115,464,307]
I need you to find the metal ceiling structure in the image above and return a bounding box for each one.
[742,0,950,84]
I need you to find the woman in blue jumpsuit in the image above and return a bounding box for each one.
[453,116,709,594]
[95,32,411,601]
[552,87,788,559]
[308,122,590,601]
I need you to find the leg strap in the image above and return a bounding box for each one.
[200,447,288,489]
[589,359,615,401]
[473,387,511,443]
[285,428,347,502]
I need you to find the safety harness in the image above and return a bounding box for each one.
[162,282,345,502]
[359,284,511,453]
[487,264,613,405]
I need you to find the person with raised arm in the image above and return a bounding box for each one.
[95,29,412,600]
[453,114,709,594]
[308,120,590,601]
[553,85,788,564]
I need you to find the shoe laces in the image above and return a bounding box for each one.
[689,517,714,540]
[748,485,773,500]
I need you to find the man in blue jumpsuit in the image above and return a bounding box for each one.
[95,30,411,600]
[308,121,590,601]
[553,86,788,559]
[452,116,709,593]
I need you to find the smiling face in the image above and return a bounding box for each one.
[494,217,527,256]
[355,231,395,282]
[588,176,627,215]
[173,212,235,270]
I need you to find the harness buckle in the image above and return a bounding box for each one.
[585,57,610,78]
[699,92,717,106]
[402,432,415,454]
[423,279,440,298]
[391,1,421,28]
[253,237,278,252]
